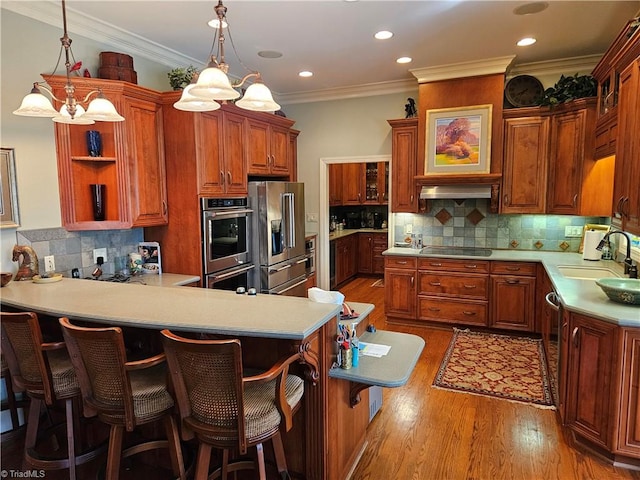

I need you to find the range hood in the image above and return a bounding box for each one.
[419,184,492,200]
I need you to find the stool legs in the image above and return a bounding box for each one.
[105,424,124,480]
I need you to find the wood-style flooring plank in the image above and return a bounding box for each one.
[339,276,640,480]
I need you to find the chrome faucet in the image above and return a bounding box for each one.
[596,230,638,278]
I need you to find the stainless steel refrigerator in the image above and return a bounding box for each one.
[248,181,307,296]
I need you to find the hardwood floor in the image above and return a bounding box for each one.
[339,276,640,480]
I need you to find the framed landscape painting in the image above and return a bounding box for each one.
[424,104,492,175]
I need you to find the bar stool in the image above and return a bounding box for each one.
[0,311,103,479]
[160,329,304,480]
[1,353,27,442]
[59,317,186,480]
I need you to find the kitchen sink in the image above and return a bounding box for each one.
[556,265,621,280]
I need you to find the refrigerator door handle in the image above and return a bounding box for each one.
[283,192,296,248]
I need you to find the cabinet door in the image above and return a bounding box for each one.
[502,116,549,213]
[614,60,640,234]
[389,120,418,213]
[329,164,342,206]
[616,328,640,457]
[490,275,536,331]
[384,268,416,320]
[372,233,388,274]
[345,235,358,280]
[358,234,373,274]
[222,111,248,195]
[246,118,270,175]
[341,163,364,205]
[566,313,617,449]
[547,109,587,214]
[269,124,290,175]
[124,97,168,226]
[195,111,224,195]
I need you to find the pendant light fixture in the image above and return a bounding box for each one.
[174,0,280,113]
[13,0,124,123]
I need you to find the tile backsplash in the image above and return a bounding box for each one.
[392,199,610,253]
[15,228,143,278]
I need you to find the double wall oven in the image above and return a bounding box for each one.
[201,197,254,291]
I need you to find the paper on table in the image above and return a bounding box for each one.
[359,342,391,358]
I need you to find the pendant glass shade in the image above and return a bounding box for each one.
[235,81,281,112]
[83,96,125,122]
[190,66,240,100]
[53,104,95,124]
[13,88,58,117]
[173,84,221,112]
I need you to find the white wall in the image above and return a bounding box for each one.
[0,10,170,272]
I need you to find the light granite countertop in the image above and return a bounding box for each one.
[383,247,639,327]
[0,276,340,340]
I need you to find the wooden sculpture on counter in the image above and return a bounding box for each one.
[12,245,39,281]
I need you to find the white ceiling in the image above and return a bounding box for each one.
[5,1,640,103]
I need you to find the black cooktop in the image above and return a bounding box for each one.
[420,246,493,257]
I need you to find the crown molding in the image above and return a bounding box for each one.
[506,54,602,79]
[2,1,199,70]
[277,78,418,106]
[409,55,516,83]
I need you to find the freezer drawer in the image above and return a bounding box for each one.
[260,256,307,290]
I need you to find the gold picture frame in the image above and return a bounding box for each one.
[424,104,492,175]
[1,148,20,229]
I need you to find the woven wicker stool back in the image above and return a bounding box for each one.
[60,317,185,480]
[161,329,304,480]
[0,311,102,479]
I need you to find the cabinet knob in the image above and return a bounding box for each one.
[429,281,441,286]
[504,194,509,205]
[227,171,233,185]
[506,266,520,271]
[572,326,580,347]
[430,263,442,267]
[428,307,440,312]
[220,171,225,185]
[572,194,578,208]
[463,284,477,289]
[506,279,520,284]
[464,264,478,269]
[462,311,476,316]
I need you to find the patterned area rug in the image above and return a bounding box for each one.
[433,328,555,408]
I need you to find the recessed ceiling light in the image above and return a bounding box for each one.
[299,71,313,78]
[375,31,393,40]
[517,37,537,47]
[514,2,549,15]
[207,18,228,29]
[258,50,283,59]
[396,57,412,64]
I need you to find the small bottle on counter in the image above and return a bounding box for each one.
[351,322,359,368]
[600,242,613,260]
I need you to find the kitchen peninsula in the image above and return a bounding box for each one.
[0,278,423,479]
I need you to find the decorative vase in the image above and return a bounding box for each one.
[86,130,102,157]
[90,184,106,221]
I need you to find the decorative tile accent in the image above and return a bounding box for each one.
[466,208,485,226]
[534,241,544,249]
[559,241,570,251]
[510,240,519,249]
[454,199,465,206]
[435,208,452,225]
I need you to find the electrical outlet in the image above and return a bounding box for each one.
[44,255,55,273]
[564,226,582,238]
[405,224,413,234]
[93,248,107,263]
[306,213,318,223]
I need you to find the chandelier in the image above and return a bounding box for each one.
[173,0,280,113]
[13,0,124,124]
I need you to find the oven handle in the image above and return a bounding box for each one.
[205,208,253,219]
[273,277,307,295]
[209,264,255,281]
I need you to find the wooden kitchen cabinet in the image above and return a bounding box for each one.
[357,232,388,274]
[388,118,418,213]
[363,162,389,204]
[48,75,167,230]
[334,234,358,286]
[616,328,640,458]
[341,163,365,205]
[501,99,614,216]
[329,164,342,206]
[246,116,295,177]
[417,257,489,327]
[501,115,549,213]
[565,312,618,450]
[384,256,417,321]
[612,59,640,235]
[490,261,536,332]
